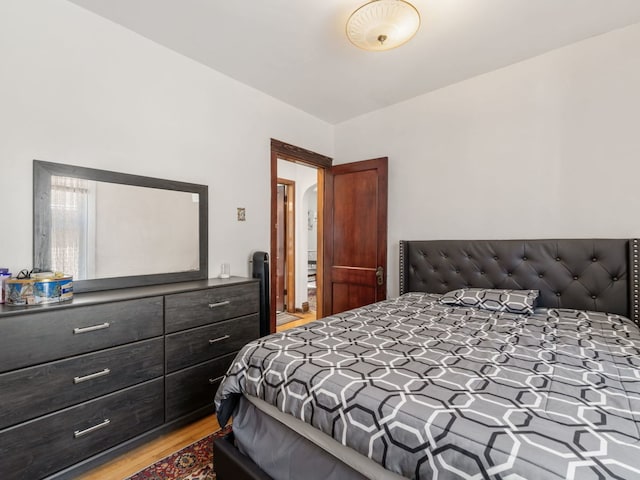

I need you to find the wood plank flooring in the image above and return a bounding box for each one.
[276,310,316,331]
[79,414,220,480]
[80,312,316,479]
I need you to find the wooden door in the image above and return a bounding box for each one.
[275,185,285,312]
[276,179,296,313]
[323,157,388,315]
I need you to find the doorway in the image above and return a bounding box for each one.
[275,161,318,329]
[270,139,332,333]
[270,140,388,333]
[275,179,295,314]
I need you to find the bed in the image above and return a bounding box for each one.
[214,239,640,479]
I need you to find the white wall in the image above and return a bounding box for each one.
[0,0,332,279]
[335,22,640,297]
[306,188,318,253]
[277,160,318,309]
[94,183,199,277]
[3,1,638,302]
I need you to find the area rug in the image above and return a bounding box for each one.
[126,425,232,480]
[276,312,301,326]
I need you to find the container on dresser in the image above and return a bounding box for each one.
[0,277,260,480]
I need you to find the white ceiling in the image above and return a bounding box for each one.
[68,0,640,124]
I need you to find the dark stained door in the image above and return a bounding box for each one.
[275,185,286,312]
[323,157,388,315]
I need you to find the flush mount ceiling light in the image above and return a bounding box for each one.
[346,0,421,51]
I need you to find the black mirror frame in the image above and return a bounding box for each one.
[33,160,208,293]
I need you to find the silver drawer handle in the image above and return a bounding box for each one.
[209,334,230,344]
[74,418,111,438]
[73,323,110,334]
[74,368,111,384]
[208,300,230,309]
[209,375,225,385]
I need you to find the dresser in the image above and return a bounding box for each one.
[0,277,260,480]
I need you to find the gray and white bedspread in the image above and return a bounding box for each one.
[215,293,640,479]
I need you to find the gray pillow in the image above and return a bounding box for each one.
[440,288,539,315]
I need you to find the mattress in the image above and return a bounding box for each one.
[216,292,640,479]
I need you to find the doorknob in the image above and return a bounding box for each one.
[376,266,384,286]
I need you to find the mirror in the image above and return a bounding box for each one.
[34,160,208,292]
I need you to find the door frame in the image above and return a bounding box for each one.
[270,139,332,333]
[276,178,296,313]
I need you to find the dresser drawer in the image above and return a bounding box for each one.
[165,282,259,333]
[0,378,164,480]
[165,352,236,421]
[166,313,259,373]
[0,337,164,430]
[0,297,163,373]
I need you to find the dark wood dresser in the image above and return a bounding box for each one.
[0,277,259,480]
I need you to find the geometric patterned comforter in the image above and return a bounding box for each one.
[215,293,640,479]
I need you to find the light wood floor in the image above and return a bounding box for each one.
[80,312,316,479]
[79,414,220,480]
[276,310,316,331]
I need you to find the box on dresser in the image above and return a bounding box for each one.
[0,277,260,480]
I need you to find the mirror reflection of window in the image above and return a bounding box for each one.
[48,176,200,281]
[50,176,92,279]
[34,160,208,292]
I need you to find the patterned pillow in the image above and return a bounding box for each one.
[440,288,539,314]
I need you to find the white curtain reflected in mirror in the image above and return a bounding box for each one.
[50,175,90,279]
[49,176,200,281]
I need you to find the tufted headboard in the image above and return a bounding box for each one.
[399,239,639,324]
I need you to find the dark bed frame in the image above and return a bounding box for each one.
[214,238,640,479]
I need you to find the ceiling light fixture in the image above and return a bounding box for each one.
[346,0,421,52]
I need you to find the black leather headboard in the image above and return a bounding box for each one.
[399,239,639,324]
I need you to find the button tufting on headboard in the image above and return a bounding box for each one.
[400,239,636,324]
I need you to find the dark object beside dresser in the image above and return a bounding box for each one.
[0,277,259,480]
